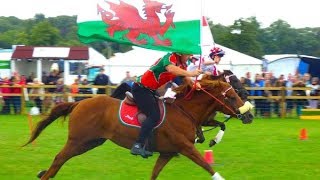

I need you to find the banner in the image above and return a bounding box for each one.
[0,60,10,69]
[77,0,202,54]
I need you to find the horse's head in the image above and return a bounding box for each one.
[223,70,250,101]
[199,77,253,124]
[211,70,249,102]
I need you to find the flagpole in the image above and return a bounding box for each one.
[194,0,204,86]
[200,0,204,57]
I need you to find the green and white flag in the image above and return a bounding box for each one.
[77,0,202,54]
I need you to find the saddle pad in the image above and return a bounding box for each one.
[118,100,166,129]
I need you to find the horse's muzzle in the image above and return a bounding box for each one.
[240,112,254,124]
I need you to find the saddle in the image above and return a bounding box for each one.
[123,91,147,123]
[123,91,174,124]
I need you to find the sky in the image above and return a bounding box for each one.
[0,0,319,28]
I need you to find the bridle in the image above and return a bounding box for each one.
[175,83,244,127]
[198,84,243,119]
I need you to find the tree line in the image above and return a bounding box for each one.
[0,14,319,59]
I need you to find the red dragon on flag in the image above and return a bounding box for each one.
[97,0,175,46]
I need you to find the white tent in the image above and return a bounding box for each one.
[215,44,262,78]
[104,44,262,84]
[105,47,166,84]
[263,54,320,78]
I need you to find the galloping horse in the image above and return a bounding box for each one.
[23,76,253,180]
[196,70,252,146]
[111,70,252,147]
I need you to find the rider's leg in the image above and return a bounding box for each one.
[131,84,160,157]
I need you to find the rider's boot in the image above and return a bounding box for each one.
[130,143,153,158]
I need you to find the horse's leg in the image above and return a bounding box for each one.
[196,112,218,144]
[150,153,175,180]
[195,126,205,143]
[208,120,226,147]
[179,142,225,180]
[39,138,106,180]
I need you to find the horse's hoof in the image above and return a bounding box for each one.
[37,170,47,178]
[195,138,205,144]
[209,140,216,147]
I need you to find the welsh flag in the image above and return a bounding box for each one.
[77,0,202,54]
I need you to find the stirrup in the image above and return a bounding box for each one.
[124,91,136,105]
[125,91,134,100]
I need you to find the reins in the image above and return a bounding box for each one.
[201,116,232,133]
[198,85,238,116]
[174,82,240,132]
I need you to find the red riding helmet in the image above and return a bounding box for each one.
[209,47,225,59]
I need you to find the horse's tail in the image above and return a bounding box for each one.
[22,102,79,147]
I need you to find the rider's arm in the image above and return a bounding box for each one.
[166,64,200,77]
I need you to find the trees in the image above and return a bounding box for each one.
[28,21,61,46]
[0,15,319,58]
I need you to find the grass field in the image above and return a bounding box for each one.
[0,114,319,180]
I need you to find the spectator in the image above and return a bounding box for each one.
[292,76,307,116]
[263,80,272,117]
[45,70,60,93]
[121,71,135,87]
[70,78,80,102]
[303,73,311,86]
[0,77,11,114]
[273,75,286,117]
[93,68,110,94]
[244,72,253,97]
[78,78,92,101]
[43,70,60,113]
[55,78,65,104]
[10,76,22,114]
[306,77,319,108]
[253,73,264,117]
[42,71,48,84]
[28,78,44,113]
[285,74,295,117]
[26,72,35,84]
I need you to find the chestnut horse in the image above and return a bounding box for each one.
[197,70,251,145]
[23,76,253,180]
[111,70,252,147]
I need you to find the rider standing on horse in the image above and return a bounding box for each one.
[130,52,202,157]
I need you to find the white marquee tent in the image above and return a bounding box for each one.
[105,45,262,84]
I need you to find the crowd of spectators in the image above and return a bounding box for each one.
[1,67,319,117]
[0,69,91,114]
[240,72,320,117]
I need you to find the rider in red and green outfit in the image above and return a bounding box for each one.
[131,52,202,158]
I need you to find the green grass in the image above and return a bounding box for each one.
[0,115,320,180]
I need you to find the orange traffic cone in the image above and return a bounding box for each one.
[299,128,308,140]
[204,150,214,165]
